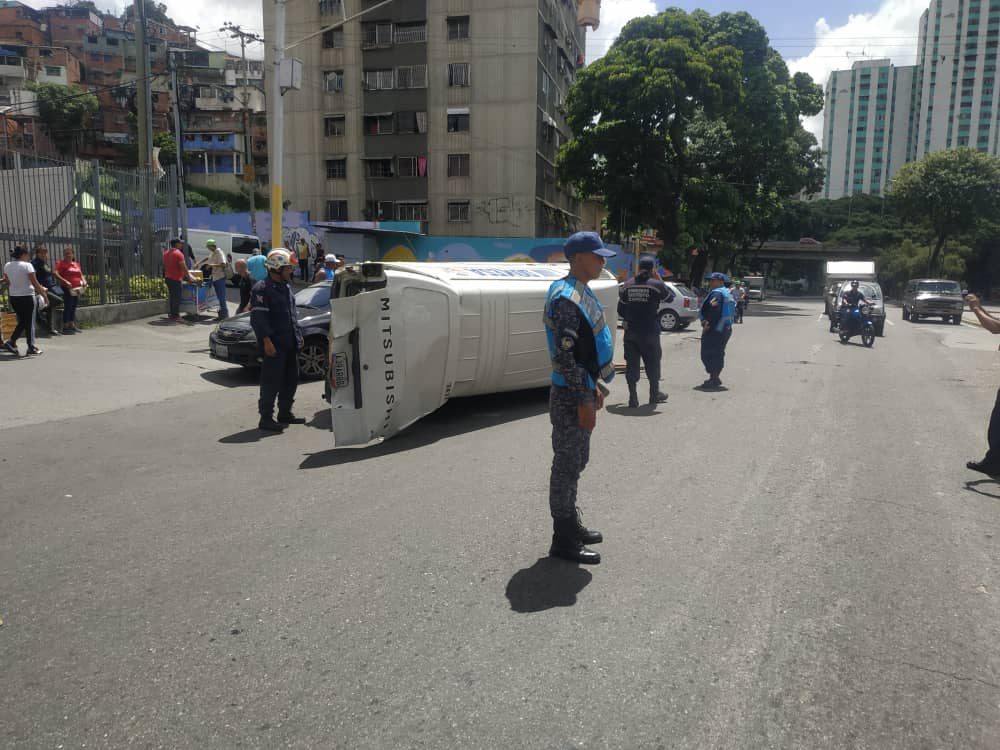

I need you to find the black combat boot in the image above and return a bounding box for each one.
[258,416,286,432]
[277,411,307,425]
[649,389,668,404]
[575,507,603,544]
[627,384,639,408]
[550,516,601,564]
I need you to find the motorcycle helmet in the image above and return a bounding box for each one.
[265,248,293,270]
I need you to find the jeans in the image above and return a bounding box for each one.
[299,258,309,280]
[10,294,36,348]
[212,278,229,318]
[39,285,63,331]
[166,278,182,317]
[63,290,79,324]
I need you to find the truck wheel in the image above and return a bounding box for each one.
[911,312,919,322]
[901,307,910,321]
[952,315,963,325]
[298,337,328,380]
[659,309,680,332]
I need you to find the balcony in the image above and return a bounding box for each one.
[577,0,601,30]
[183,132,243,152]
[0,60,28,80]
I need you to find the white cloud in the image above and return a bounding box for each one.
[786,0,929,146]
[586,0,658,63]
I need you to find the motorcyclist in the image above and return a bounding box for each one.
[837,280,869,331]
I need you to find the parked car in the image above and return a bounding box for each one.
[208,280,332,379]
[658,281,700,331]
[901,278,964,324]
[829,280,887,336]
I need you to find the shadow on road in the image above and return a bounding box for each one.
[964,479,1000,499]
[505,557,593,613]
[606,403,661,417]
[219,427,287,444]
[200,367,259,388]
[298,388,550,468]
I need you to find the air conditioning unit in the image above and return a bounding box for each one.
[577,0,600,30]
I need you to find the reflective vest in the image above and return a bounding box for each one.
[701,288,735,333]
[544,277,616,388]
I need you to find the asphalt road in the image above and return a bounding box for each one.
[3,299,1000,749]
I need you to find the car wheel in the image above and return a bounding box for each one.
[911,312,919,322]
[902,306,910,321]
[298,337,328,380]
[952,315,963,325]
[659,309,680,332]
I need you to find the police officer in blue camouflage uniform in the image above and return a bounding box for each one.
[543,231,616,565]
[618,255,671,408]
[698,271,735,389]
[250,248,305,432]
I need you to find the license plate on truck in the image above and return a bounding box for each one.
[331,352,349,389]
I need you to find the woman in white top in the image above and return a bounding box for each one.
[2,245,49,356]
[192,239,230,319]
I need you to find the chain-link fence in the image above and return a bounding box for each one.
[1,149,180,312]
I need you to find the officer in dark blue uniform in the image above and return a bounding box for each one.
[543,231,617,565]
[698,272,735,389]
[250,248,305,432]
[618,255,671,408]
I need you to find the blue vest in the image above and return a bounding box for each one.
[701,288,735,333]
[322,267,336,280]
[544,277,616,388]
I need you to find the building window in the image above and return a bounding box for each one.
[324,114,345,136]
[365,159,394,178]
[395,65,427,89]
[447,16,470,40]
[398,156,426,177]
[324,70,344,93]
[107,37,118,46]
[396,202,428,221]
[394,22,426,44]
[87,35,98,43]
[326,199,348,220]
[325,158,346,179]
[366,200,394,220]
[319,0,343,16]
[447,153,470,177]
[448,62,470,87]
[362,22,393,48]
[363,69,395,90]
[447,113,470,132]
[363,114,394,135]
[397,110,428,134]
[448,201,470,222]
[322,29,344,48]
[44,66,62,76]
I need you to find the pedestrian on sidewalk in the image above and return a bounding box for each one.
[964,293,1000,476]
[250,248,305,433]
[698,272,735,390]
[543,231,617,565]
[163,238,199,323]
[247,248,267,283]
[234,259,253,314]
[31,245,64,335]
[296,238,311,281]
[192,239,231,320]
[55,246,86,333]
[618,255,670,408]
[2,246,48,356]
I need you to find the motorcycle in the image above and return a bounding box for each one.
[836,304,875,347]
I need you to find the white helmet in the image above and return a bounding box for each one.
[265,248,293,271]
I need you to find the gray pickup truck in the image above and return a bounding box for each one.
[901,279,964,325]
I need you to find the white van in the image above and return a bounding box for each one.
[185,229,261,266]
[325,262,620,448]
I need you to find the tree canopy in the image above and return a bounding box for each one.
[29,81,99,156]
[888,148,1000,275]
[558,8,823,257]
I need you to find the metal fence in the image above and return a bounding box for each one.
[0,148,180,311]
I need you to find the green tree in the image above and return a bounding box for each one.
[153,131,177,167]
[889,148,1000,275]
[29,82,99,156]
[878,239,971,295]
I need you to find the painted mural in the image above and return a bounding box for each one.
[376,235,636,281]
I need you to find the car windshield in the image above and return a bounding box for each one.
[917,281,961,294]
[295,283,331,309]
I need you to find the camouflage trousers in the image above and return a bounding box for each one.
[548,385,591,520]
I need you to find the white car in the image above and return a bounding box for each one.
[658,282,700,331]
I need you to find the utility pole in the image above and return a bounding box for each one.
[222,22,264,237]
[168,48,188,242]
[133,0,155,271]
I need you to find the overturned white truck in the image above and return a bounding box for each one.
[325,262,620,448]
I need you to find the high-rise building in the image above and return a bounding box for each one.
[822,60,918,199]
[266,0,598,236]
[822,0,1000,198]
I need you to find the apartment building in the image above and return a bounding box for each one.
[267,0,598,236]
[822,0,1000,198]
[822,60,918,199]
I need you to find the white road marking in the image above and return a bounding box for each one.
[886,319,895,326]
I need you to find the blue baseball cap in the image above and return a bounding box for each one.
[705,272,729,282]
[564,231,617,259]
[638,255,656,270]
